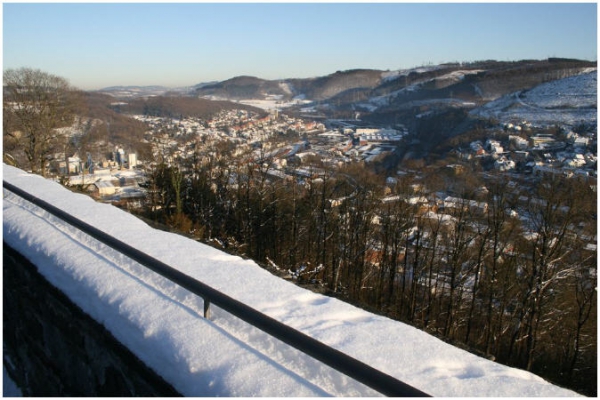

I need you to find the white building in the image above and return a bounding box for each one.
[128,153,138,169]
[574,137,590,148]
[94,181,116,196]
[564,154,586,168]
[494,157,516,171]
[509,135,529,150]
[55,157,82,175]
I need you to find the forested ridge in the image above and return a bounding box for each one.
[140,151,596,396]
[124,96,265,119]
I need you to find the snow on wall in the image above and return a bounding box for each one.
[2,165,580,397]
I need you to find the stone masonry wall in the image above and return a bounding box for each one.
[3,243,181,396]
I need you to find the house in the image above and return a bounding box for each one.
[564,154,586,168]
[509,135,529,150]
[573,137,590,148]
[486,139,503,154]
[442,196,488,214]
[93,181,116,197]
[470,141,486,156]
[531,134,559,149]
[52,156,82,175]
[494,157,515,171]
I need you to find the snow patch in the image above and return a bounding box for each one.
[470,70,597,127]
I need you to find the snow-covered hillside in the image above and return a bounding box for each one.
[380,65,444,82]
[2,165,581,397]
[470,70,597,127]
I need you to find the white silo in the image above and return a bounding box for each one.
[128,153,137,169]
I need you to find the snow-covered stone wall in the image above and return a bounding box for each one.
[3,244,180,396]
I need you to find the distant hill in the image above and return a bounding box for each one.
[290,69,384,101]
[191,58,596,123]
[123,96,266,119]
[194,76,287,100]
[76,91,149,143]
[97,85,191,98]
[83,89,266,121]
[192,69,384,102]
[97,59,595,124]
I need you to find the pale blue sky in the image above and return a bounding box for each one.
[3,2,597,90]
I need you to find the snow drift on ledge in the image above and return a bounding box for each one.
[2,164,580,397]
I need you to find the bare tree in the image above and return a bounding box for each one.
[513,176,583,371]
[3,68,79,176]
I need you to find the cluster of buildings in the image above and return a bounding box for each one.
[61,108,595,218]
[134,109,324,144]
[52,147,138,176]
[459,121,596,177]
[62,107,410,207]
[57,110,338,204]
[133,109,409,181]
[294,126,409,166]
[56,146,145,205]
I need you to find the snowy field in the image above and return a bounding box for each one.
[200,95,312,111]
[238,97,312,111]
[2,164,580,397]
[470,70,597,127]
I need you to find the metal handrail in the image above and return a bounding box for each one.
[3,180,430,397]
